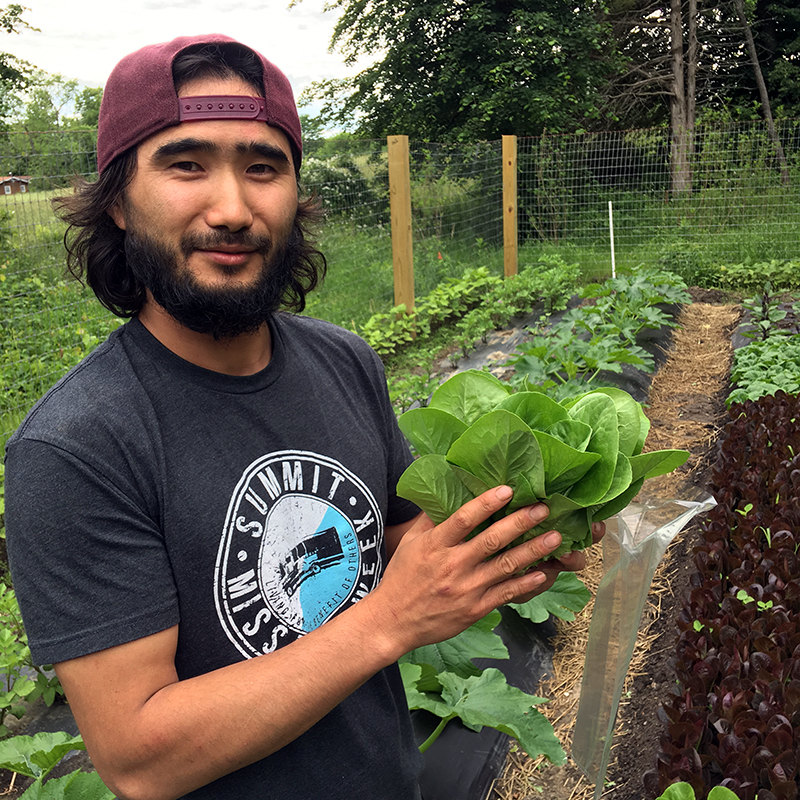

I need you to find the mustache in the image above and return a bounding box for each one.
[179,231,273,258]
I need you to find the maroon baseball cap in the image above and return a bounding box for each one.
[97,34,302,174]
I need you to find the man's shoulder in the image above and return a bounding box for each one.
[277,313,379,360]
[8,324,141,448]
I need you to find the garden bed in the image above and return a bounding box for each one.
[492,294,742,800]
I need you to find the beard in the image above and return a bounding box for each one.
[125,224,299,341]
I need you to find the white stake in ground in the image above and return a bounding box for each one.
[609,200,616,279]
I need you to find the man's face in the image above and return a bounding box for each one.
[109,75,300,340]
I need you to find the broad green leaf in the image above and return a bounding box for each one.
[450,465,490,498]
[655,783,697,800]
[430,369,511,425]
[396,455,472,524]
[531,429,601,496]
[591,387,644,457]
[633,402,651,455]
[408,662,443,694]
[593,451,633,505]
[546,418,592,451]
[0,732,85,780]
[507,472,543,511]
[707,788,740,800]
[401,610,507,678]
[566,393,619,505]
[628,449,690,481]
[398,407,468,457]
[447,410,545,495]
[495,391,569,431]
[437,669,565,764]
[399,663,452,719]
[20,770,115,800]
[592,478,644,522]
[510,573,591,623]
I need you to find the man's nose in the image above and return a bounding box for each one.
[204,174,254,232]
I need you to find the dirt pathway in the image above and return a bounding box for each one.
[491,300,741,800]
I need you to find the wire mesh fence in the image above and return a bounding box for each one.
[517,118,800,276]
[2,118,799,444]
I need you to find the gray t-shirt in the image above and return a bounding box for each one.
[5,313,423,799]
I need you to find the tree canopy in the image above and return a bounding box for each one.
[301,0,613,142]
[301,0,800,141]
[0,4,39,123]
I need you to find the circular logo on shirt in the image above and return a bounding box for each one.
[215,451,384,659]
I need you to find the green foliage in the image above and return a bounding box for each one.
[718,259,800,294]
[509,267,689,399]
[0,461,5,541]
[0,583,63,737]
[301,0,611,140]
[727,336,800,406]
[656,240,720,288]
[71,87,102,129]
[301,153,387,221]
[397,371,688,559]
[363,257,582,366]
[20,769,114,800]
[509,572,591,624]
[0,4,39,124]
[655,784,739,800]
[0,732,114,799]
[359,266,502,359]
[739,282,798,342]
[0,731,84,780]
[727,285,800,407]
[400,573,590,758]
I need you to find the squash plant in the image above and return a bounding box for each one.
[0,731,113,799]
[401,572,591,760]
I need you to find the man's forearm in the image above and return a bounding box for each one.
[57,596,402,800]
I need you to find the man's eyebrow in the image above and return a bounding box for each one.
[236,141,290,166]
[150,138,291,167]
[151,138,218,161]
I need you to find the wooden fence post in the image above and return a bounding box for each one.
[387,135,415,313]
[502,135,518,278]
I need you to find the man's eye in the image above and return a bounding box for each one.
[173,161,201,172]
[248,163,275,175]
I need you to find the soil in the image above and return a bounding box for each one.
[492,289,742,800]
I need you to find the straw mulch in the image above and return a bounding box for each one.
[491,301,741,800]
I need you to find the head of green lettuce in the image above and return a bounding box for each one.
[396,370,689,560]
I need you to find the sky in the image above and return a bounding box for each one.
[7,0,362,108]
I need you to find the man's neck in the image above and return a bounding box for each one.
[137,300,273,376]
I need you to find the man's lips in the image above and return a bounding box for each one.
[195,247,257,267]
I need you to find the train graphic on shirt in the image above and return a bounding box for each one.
[215,451,384,659]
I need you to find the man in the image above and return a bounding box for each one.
[4,34,599,800]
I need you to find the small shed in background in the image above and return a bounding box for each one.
[0,176,31,195]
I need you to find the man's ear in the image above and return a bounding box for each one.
[108,200,127,231]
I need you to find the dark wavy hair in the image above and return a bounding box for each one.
[54,43,326,318]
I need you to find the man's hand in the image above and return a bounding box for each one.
[365,485,601,658]
[503,519,605,605]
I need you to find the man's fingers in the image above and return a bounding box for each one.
[591,521,605,544]
[435,485,538,548]
[487,528,562,580]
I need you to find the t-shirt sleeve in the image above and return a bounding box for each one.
[4,437,179,665]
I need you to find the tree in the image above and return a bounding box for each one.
[733,0,789,184]
[300,0,612,142]
[72,86,102,128]
[0,4,39,123]
[21,71,78,129]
